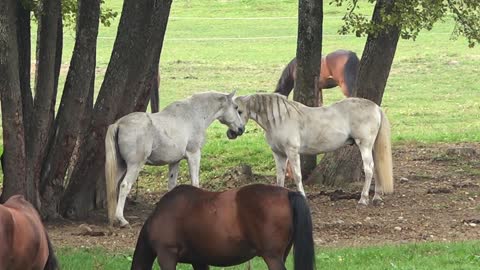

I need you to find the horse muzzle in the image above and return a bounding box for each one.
[227,127,244,139]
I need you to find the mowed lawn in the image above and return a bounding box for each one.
[58,241,480,269]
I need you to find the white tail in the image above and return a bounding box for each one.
[373,110,394,194]
[105,123,122,225]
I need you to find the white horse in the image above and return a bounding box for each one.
[105,91,245,227]
[229,93,393,205]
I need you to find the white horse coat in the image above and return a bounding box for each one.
[105,91,245,227]
[230,93,393,205]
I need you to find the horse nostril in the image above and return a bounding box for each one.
[238,127,244,135]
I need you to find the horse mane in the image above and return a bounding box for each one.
[244,94,303,128]
[274,58,296,96]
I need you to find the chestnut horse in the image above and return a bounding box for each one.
[0,195,59,270]
[131,184,315,270]
[275,49,359,97]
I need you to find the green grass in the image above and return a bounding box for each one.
[57,241,480,269]
[2,0,480,186]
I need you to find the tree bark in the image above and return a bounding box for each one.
[39,0,100,219]
[61,0,173,219]
[23,0,61,208]
[0,0,28,202]
[293,0,323,179]
[17,1,33,135]
[309,0,400,186]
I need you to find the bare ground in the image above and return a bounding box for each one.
[47,142,480,251]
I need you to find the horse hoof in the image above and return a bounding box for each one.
[372,198,384,207]
[119,222,131,229]
[357,200,368,208]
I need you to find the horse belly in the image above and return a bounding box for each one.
[181,239,255,267]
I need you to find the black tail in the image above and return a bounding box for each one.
[343,51,360,97]
[150,72,160,113]
[131,223,156,270]
[288,192,315,270]
[274,58,296,97]
[43,234,59,270]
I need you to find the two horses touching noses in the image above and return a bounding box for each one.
[0,195,59,270]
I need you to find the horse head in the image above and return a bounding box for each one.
[218,90,245,139]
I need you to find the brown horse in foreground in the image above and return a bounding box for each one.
[131,184,315,270]
[275,49,359,97]
[0,195,59,270]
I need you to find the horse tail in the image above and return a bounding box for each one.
[288,191,315,270]
[43,234,59,270]
[150,72,160,113]
[274,58,296,97]
[343,51,359,97]
[374,110,394,194]
[105,122,123,225]
[131,222,156,270]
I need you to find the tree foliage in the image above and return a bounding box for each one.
[332,0,480,47]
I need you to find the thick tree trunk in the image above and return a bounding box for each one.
[293,0,323,179]
[309,0,400,186]
[61,0,173,219]
[39,0,100,219]
[0,0,28,202]
[24,0,61,208]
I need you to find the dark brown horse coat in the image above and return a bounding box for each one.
[0,195,59,270]
[131,184,315,270]
[275,49,359,97]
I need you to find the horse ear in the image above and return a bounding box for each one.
[228,90,236,100]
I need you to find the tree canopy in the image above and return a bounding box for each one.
[332,0,480,47]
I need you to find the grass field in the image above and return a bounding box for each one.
[1,0,479,183]
[57,241,480,269]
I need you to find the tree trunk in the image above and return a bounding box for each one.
[0,0,28,202]
[39,0,100,219]
[309,0,400,186]
[17,1,33,135]
[24,0,61,208]
[61,0,173,219]
[293,0,323,179]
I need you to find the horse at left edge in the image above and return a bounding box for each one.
[0,195,59,270]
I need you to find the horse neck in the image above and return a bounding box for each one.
[246,95,299,131]
[190,95,225,129]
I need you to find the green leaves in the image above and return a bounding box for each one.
[332,0,480,47]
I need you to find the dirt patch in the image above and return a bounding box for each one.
[46,142,480,251]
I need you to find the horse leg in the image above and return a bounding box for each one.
[192,263,210,270]
[262,256,287,270]
[286,150,305,196]
[372,169,384,206]
[156,249,177,270]
[272,151,288,187]
[357,142,375,206]
[167,161,180,190]
[116,163,143,227]
[186,150,201,187]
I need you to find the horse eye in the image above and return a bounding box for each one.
[238,110,243,115]
[234,105,238,110]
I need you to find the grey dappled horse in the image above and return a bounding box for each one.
[105,91,245,227]
[229,93,393,205]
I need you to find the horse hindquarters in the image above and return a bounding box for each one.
[288,192,315,270]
